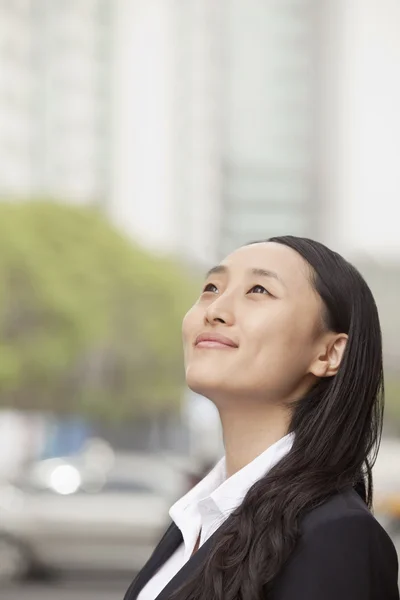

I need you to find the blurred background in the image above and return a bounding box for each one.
[0,0,400,598]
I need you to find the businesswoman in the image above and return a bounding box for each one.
[125,236,399,600]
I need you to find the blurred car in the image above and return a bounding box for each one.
[0,454,175,583]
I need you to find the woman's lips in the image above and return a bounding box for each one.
[194,333,238,349]
[196,340,236,349]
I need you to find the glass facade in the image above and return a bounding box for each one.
[0,0,33,195]
[0,0,112,203]
[218,0,317,256]
[174,0,319,264]
[30,0,112,204]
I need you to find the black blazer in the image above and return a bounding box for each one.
[124,488,399,600]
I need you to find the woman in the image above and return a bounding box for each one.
[125,236,399,600]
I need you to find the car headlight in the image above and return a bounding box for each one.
[49,465,81,495]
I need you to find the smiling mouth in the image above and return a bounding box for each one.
[194,332,239,349]
[195,340,237,349]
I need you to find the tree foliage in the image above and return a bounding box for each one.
[0,201,198,420]
[385,379,400,428]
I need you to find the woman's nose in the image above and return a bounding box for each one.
[205,296,235,326]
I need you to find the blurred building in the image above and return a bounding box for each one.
[0,0,112,203]
[215,0,318,259]
[320,0,400,261]
[30,0,112,203]
[2,0,400,265]
[174,0,400,264]
[111,0,400,266]
[108,0,178,253]
[174,0,320,263]
[0,0,33,195]
[109,0,321,265]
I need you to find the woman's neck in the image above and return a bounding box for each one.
[219,402,290,478]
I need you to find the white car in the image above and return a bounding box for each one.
[0,455,182,582]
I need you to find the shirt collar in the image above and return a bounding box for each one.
[170,432,294,533]
[169,456,226,526]
[209,432,294,517]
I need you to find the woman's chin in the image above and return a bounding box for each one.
[185,366,230,399]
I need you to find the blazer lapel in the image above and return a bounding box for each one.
[125,516,227,600]
[124,522,183,600]
[154,525,220,600]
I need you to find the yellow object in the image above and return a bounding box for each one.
[375,494,400,516]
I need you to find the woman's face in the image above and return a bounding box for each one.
[182,242,329,405]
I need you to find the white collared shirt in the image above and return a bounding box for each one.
[137,432,294,600]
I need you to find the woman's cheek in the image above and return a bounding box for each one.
[182,305,199,341]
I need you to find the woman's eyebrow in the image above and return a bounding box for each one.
[205,265,228,278]
[250,267,281,281]
[205,265,286,287]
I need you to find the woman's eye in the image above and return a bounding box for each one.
[248,284,270,295]
[203,283,218,293]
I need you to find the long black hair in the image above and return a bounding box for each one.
[170,235,384,600]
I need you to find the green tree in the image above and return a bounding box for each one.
[0,201,198,420]
[385,379,400,429]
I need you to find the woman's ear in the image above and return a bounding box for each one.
[309,334,348,378]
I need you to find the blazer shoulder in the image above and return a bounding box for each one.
[270,489,399,600]
[300,489,398,568]
[302,487,387,534]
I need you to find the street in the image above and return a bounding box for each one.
[1,574,132,600]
